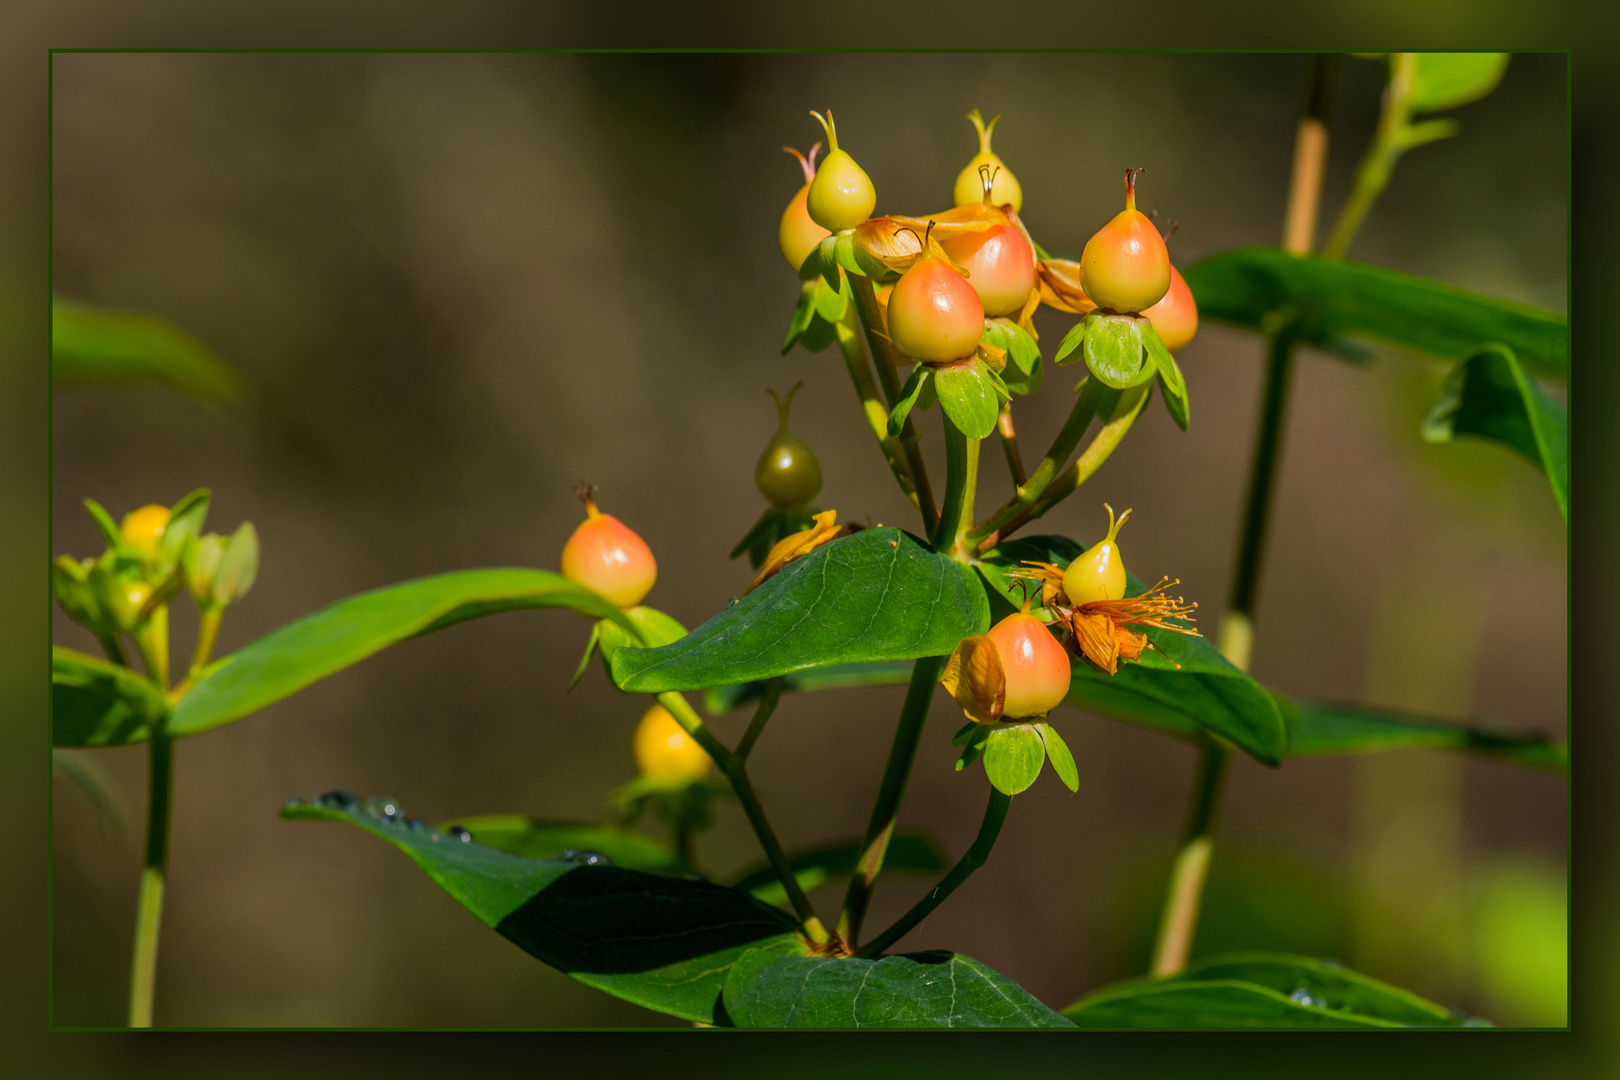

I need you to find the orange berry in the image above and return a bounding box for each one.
[941,222,1035,318]
[887,251,984,362]
[779,144,831,271]
[985,610,1071,719]
[1080,168,1171,314]
[633,704,712,783]
[1142,264,1198,353]
[560,488,656,608]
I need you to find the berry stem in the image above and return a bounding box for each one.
[855,786,1012,958]
[1124,167,1143,212]
[967,109,998,154]
[831,298,924,513]
[127,731,173,1027]
[837,655,946,947]
[995,402,1027,487]
[848,274,940,535]
[808,110,839,154]
[932,415,979,560]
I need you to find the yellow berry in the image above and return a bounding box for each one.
[633,704,712,783]
[1063,504,1131,604]
[120,504,171,556]
[952,110,1022,212]
[805,111,875,232]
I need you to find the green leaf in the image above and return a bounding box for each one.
[982,723,1046,795]
[799,234,842,291]
[1082,312,1147,389]
[978,536,1287,766]
[170,569,635,738]
[933,360,1001,439]
[1409,53,1510,113]
[284,794,797,1024]
[1053,319,1087,366]
[731,834,946,907]
[833,233,866,279]
[570,621,602,692]
[1035,721,1078,792]
[444,816,685,874]
[887,365,932,437]
[594,605,688,680]
[1064,952,1472,1028]
[158,489,211,570]
[610,528,989,694]
[781,283,818,355]
[1184,249,1567,379]
[52,646,170,747]
[52,296,243,407]
[1422,343,1567,519]
[1278,694,1567,770]
[722,946,1075,1029]
[702,659,916,715]
[1141,321,1189,431]
[82,498,122,549]
[813,273,849,323]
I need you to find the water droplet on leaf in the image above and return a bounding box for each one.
[317,790,358,810]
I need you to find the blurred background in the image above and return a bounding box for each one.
[50,53,1566,1028]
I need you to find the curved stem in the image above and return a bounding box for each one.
[848,274,938,536]
[171,605,222,700]
[996,403,1027,487]
[733,676,783,763]
[832,310,920,513]
[856,786,1011,958]
[836,655,945,946]
[128,732,173,1027]
[656,690,826,943]
[968,377,1110,545]
[1149,738,1230,975]
[1321,53,1408,260]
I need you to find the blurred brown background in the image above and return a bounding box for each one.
[50,53,1567,1028]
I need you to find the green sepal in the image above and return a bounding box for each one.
[1409,53,1509,113]
[82,498,122,550]
[783,277,846,356]
[1053,319,1088,366]
[982,722,1046,795]
[832,231,867,279]
[887,365,932,437]
[596,605,689,686]
[1035,721,1079,792]
[953,721,992,772]
[570,621,602,692]
[934,360,1001,440]
[982,318,1042,393]
[1082,311,1147,389]
[1141,320,1190,430]
[798,234,842,292]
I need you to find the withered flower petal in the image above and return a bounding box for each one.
[746,510,846,594]
[940,633,1006,725]
[1037,258,1098,316]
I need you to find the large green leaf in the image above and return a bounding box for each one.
[978,536,1287,766]
[1422,343,1568,519]
[283,794,796,1024]
[171,569,634,738]
[52,296,242,407]
[444,816,685,874]
[731,834,946,907]
[721,945,1074,1029]
[1184,249,1567,379]
[1279,695,1567,770]
[1064,952,1472,1029]
[52,646,170,747]
[702,659,917,715]
[609,528,989,694]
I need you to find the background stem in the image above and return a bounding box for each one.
[837,655,945,946]
[996,403,1027,486]
[848,275,938,536]
[855,787,1011,958]
[127,732,173,1027]
[833,312,920,513]
[1150,52,1338,977]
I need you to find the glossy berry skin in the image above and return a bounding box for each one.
[109,579,154,629]
[887,255,984,362]
[633,704,712,783]
[953,110,1023,212]
[561,498,657,608]
[1080,170,1170,314]
[985,611,1071,719]
[1142,264,1198,353]
[755,387,822,508]
[1063,505,1130,604]
[806,112,874,232]
[120,504,170,556]
[779,145,831,271]
[941,223,1036,317]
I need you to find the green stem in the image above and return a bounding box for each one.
[848,274,938,536]
[1320,53,1410,260]
[996,402,1027,487]
[931,417,979,558]
[968,377,1111,545]
[656,690,826,943]
[1229,332,1299,622]
[96,630,127,667]
[128,732,174,1027]
[833,310,921,514]
[856,787,1011,958]
[172,605,222,699]
[133,609,169,692]
[733,677,783,763]
[1149,738,1230,975]
[836,655,946,946]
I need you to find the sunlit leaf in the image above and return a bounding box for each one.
[52,646,169,747]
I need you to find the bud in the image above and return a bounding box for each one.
[53,555,109,633]
[119,504,170,558]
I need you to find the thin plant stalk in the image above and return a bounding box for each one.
[1320,53,1422,260]
[969,377,1110,544]
[836,654,946,946]
[996,402,1027,486]
[832,311,920,513]
[172,605,222,699]
[1150,53,1338,977]
[932,417,979,558]
[855,787,1012,958]
[847,274,938,536]
[128,732,174,1027]
[656,690,827,943]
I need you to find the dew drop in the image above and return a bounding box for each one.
[405,818,425,830]
[317,790,358,810]
[1289,987,1319,1008]
[364,796,402,823]
[447,825,473,842]
[559,848,612,866]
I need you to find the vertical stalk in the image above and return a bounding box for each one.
[836,654,946,946]
[1150,53,1337,977]
[1320,53,1409,260]
[996,403,1027,486]
[970,377,1109,544]
[1149,737,1230,975]
[128,733,173,1027]
[848,274,938,536]
[855,787,1012,958]
[833,313,921,513]
[931,417,979,558]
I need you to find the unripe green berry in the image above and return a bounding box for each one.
[805,111,875,232]
[755,384,822,508]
